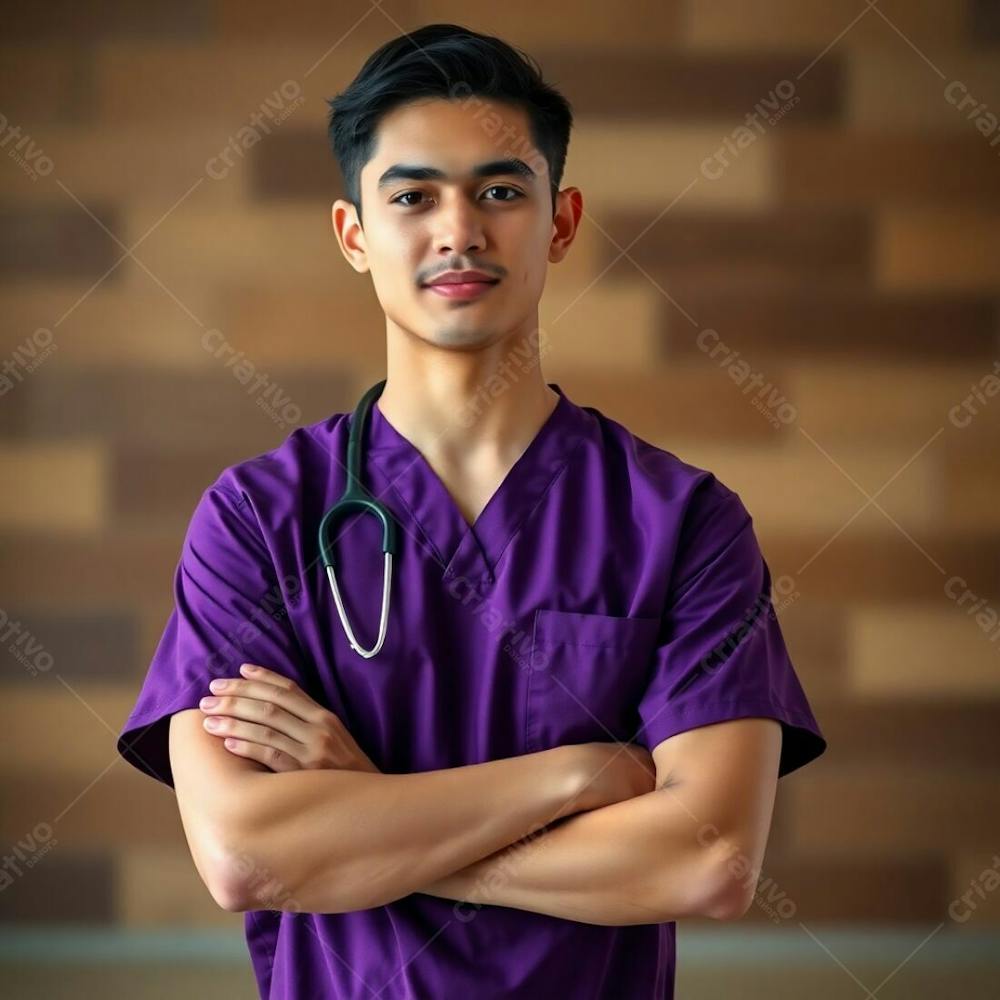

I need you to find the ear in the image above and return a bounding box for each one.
[331,199,370,275]
[548,186,583,265]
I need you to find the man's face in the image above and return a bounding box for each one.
[334,97,574,352]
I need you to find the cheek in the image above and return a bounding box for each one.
[368,234,420,301]
[522,225,553,284]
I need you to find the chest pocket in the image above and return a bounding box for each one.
[524,609,661,753]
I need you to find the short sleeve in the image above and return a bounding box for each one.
[633,481,827,778]
[116,482,310,789]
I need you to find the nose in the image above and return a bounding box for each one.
[432,191,486,256]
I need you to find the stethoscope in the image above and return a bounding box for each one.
[318,379,399,659]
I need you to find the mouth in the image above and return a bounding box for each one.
[422,278,500,301]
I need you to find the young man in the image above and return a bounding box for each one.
[118,23,826,1000]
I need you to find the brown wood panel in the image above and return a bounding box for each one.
[251,129,343,201]
[661,288,995,360]
[685,1,967,51]
[0,205,122,281]
[0,2,210,39]
[777,600,847,698]
[808,700,1000,769]
[113,448,247,521]
[536,51,843,121]
[0,44,92,124]
[971,0,1000,43]
[8,369,355,450]
[0,772,187,849]
[779,129,1000,205]
[792,765,1000,853]
[0,610,138,683]
[940,439,1000,528]
[745,854,950,924]
[0,851,114,924]
[553,369,789,443]
[878,210,1000,292]
[767,533,1000,601]
[601,209,872,291]
[0,534,184,606]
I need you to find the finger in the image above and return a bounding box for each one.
[206,678,324,739]
[236,663,306,699]
[201,694,313,744]
[220,736,301,772]
[204,715,307,764]
[239,663,293,685]
[237,665,335,728]
[209,674,327,725]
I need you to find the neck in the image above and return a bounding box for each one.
[376,323,558,470]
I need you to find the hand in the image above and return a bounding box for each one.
[199,662,380,774]
[567,742,657,813]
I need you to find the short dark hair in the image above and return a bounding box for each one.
[326,23,574,226]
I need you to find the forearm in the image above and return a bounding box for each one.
[414,784,726,926]
[221,746,583,914]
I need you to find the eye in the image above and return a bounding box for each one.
[389,186,524,207]
[482,185,523,201]
[390,191,425,207]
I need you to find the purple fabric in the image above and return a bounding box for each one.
[117,382,826,999]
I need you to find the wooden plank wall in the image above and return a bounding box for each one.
[1,2,998,940]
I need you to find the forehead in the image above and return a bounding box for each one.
[361,97,546,185]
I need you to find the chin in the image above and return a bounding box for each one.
[423,323,499,349]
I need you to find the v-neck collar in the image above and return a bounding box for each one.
[363,382,591,591]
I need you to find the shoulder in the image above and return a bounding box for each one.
[206,410,352,516]
[578,399,752,535]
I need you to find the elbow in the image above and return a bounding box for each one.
[201,843,256,913]
[700,876,753,921]
[644,847,750,924]
[696,840,758,922]
[210,832,361,916]
[212,842,305,914]
[181,837,250,913]
[208,873,249,913]
[199,825,292,914]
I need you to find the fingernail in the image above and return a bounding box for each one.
[210,679,227,692]
[204,717,221,728]
[201,697,219,708]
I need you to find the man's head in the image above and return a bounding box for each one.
[326,23,582,352]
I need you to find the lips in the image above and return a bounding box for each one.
[425,270,499,287]
[423,274,500,301]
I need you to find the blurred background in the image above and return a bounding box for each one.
[2,3,999,998]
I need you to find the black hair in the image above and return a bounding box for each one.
[325,23,573,227]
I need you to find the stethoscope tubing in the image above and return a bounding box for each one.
[317,379,398,658]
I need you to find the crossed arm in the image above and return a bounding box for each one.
[170,700,782,926]
[417,717,782,925]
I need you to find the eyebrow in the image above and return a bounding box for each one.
[376,157,537,190]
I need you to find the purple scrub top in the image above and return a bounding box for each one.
[117,381,826,999]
